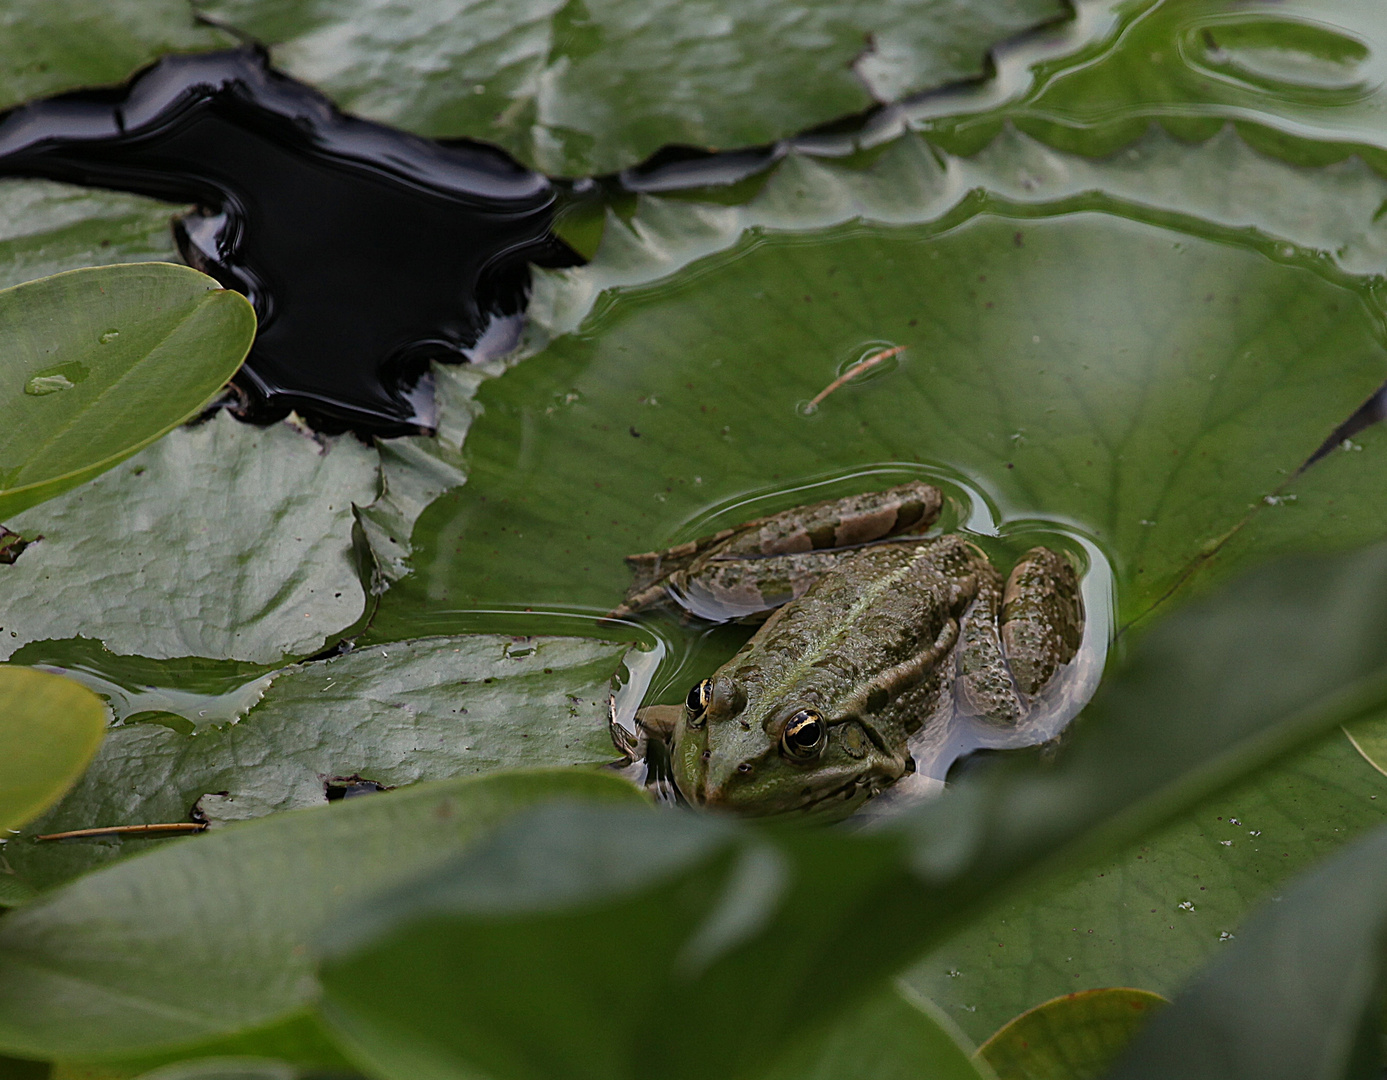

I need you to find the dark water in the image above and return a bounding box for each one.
[0,48,576,434]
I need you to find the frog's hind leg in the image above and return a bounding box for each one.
[1001,547,1084,696]
[954,570,1025,724]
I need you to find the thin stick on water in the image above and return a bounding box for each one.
[35,822,207,842]
[808,345,905,409]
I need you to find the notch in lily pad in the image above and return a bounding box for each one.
[0,262,255,522]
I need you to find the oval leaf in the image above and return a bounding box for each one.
[0,666,105,831]
[975,988,1167,1080]
[0,263,256,521]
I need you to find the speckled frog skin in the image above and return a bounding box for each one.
[616,481,1084,820]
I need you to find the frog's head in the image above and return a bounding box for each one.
[668,672,910,821]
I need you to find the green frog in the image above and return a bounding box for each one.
[612,480,1084,820]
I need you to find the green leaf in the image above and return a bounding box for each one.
[974,988,1166,1080]
[0,769,645,1062]
[318,540,1387,1080]
[190,0,1067,175]
[902,730,1387,1041]
[374,126,1387,640]
[758,985,992,1080]
[0,412,375,665]
[0,667,105,831]
[0,180,184,292]
[0,1,234,113]
[131,1061,299,1080]
[9,634,632,891]
[0,264,256,522]
[1105,823,1387,1080]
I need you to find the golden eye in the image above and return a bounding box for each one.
[781,709,827,760]
[685,678,713,727]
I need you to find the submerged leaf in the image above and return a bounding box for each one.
[190,0,1067,174]
[0,264,255,521]
[0,667,106,831]
[0,770,645,1062]
[0,412,376,665]
[8,633,630,890]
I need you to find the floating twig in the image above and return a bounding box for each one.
[808,345,905,410]
[35,822,207,842]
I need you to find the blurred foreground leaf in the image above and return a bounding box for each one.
[9,634,630,890]
[319,541,1387,1080]
[975,989,1166,1080]
[0,667,105,831]
[0,264,255,521]
[759,985,992,1080]
[0,770,644,1062]
[1107,823,1387,1080]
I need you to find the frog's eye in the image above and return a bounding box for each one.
[685,679,713,727]
[781,709,827,760]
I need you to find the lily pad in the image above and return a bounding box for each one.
[378,160,1387,636]
[9,633,631,891]
[975,988,1167,1080]
[0,0,233,112]
[0,263,256,522]
[0,666,106,831]
[191,0,1067,175]
[0,769,645,1062]
[0,412,377,666]
[0,179,184,291]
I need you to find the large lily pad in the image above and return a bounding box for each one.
[377,185,1387,636]
[191,0,1067,175]
[0,667,106,832]
[0,263,256,521]
[0,412,377,666]
[0,769,645,1062]
[9,633,631,891]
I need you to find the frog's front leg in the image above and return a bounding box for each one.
[1001,547,1083,695]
